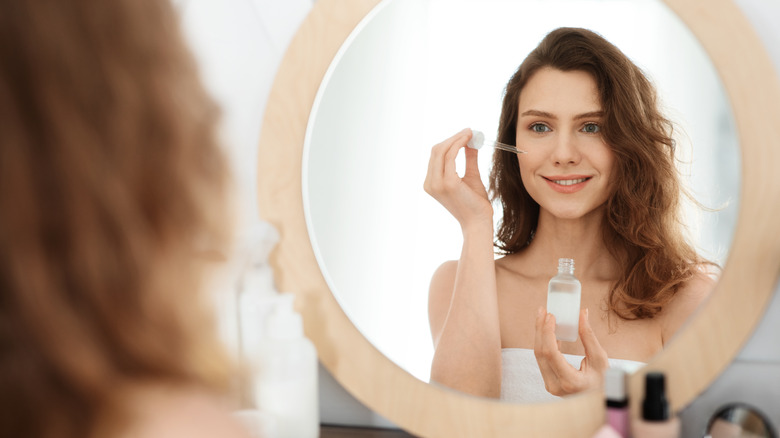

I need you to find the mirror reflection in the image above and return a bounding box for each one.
[304,0,739,396]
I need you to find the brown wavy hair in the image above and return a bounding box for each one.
[0,1,234,437]
[489,27,708,320]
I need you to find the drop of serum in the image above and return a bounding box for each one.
[547,258,582,342]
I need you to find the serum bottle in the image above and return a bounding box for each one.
[547,258,581,342]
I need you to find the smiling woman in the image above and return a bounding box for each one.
[425,27,717,403]
[303,0,738,386]
[257,0,780,436]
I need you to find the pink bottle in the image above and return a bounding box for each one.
[604,367,629,438]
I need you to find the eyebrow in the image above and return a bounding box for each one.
[520,109,604,120]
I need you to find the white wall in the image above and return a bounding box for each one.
[174,0,780,432]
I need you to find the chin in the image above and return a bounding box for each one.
[550,210,589,220]
[543,203,604,221]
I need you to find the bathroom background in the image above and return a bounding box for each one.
[171,0,780,435]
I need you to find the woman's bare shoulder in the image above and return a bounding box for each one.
[660,264,719,343]
[428,253,525,298]
[118,384,250,438]
[428,260,458,302]
[431,259,458,282]
[428,260,459,343]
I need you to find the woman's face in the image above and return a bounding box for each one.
[515,67,615,221]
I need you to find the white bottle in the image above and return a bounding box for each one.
[547,258,581,342]
[236,222,281,407]
[253,293,319,438]
[237,221,281,359]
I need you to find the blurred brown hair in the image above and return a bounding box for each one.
[489,27,709,320]
[0,1,233,437]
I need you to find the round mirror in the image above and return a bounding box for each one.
[304,0,739,383]
[257,0,780,435]
[707,404,776,438]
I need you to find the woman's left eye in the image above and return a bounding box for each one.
[581,123,600,134]
[530,123,551,133]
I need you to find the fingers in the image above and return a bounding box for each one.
[533,306,545,348]
[541,313,582,382]
[535,308,574,394]
[463,143,481,180]
[443,129,471,178]
[424,128,471,194]
[578,308,609,371]
[540,313,561,362]
[428,129,466,180]
[534,308,559,366]
[534,308,610,396]
[534,308,559,382]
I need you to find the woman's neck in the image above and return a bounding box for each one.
[521,208,619,282]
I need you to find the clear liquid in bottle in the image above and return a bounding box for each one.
[547,258,581,342]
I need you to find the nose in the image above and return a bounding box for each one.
[550,131,581,166]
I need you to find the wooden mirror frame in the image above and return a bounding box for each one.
[257,0,780,436]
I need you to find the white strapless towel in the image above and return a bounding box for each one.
[500,348,645,403]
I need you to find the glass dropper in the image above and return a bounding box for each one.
[467,129,527,154]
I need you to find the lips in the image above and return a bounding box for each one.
[543,175,592,193]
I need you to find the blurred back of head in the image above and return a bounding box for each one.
[0,1,234,437]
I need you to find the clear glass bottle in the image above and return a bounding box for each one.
[253,293,319,438]
[547,258,581,342]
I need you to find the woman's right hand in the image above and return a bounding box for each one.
[423,128,493,231]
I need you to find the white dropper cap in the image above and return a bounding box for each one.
[265,293,303,340]
[605,367,627,402]
[467,129,485,149]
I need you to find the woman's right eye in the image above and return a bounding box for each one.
[530,123,551,133]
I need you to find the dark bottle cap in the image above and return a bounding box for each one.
[642,372,670,421]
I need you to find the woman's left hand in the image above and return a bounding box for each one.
[533,307,610,396]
